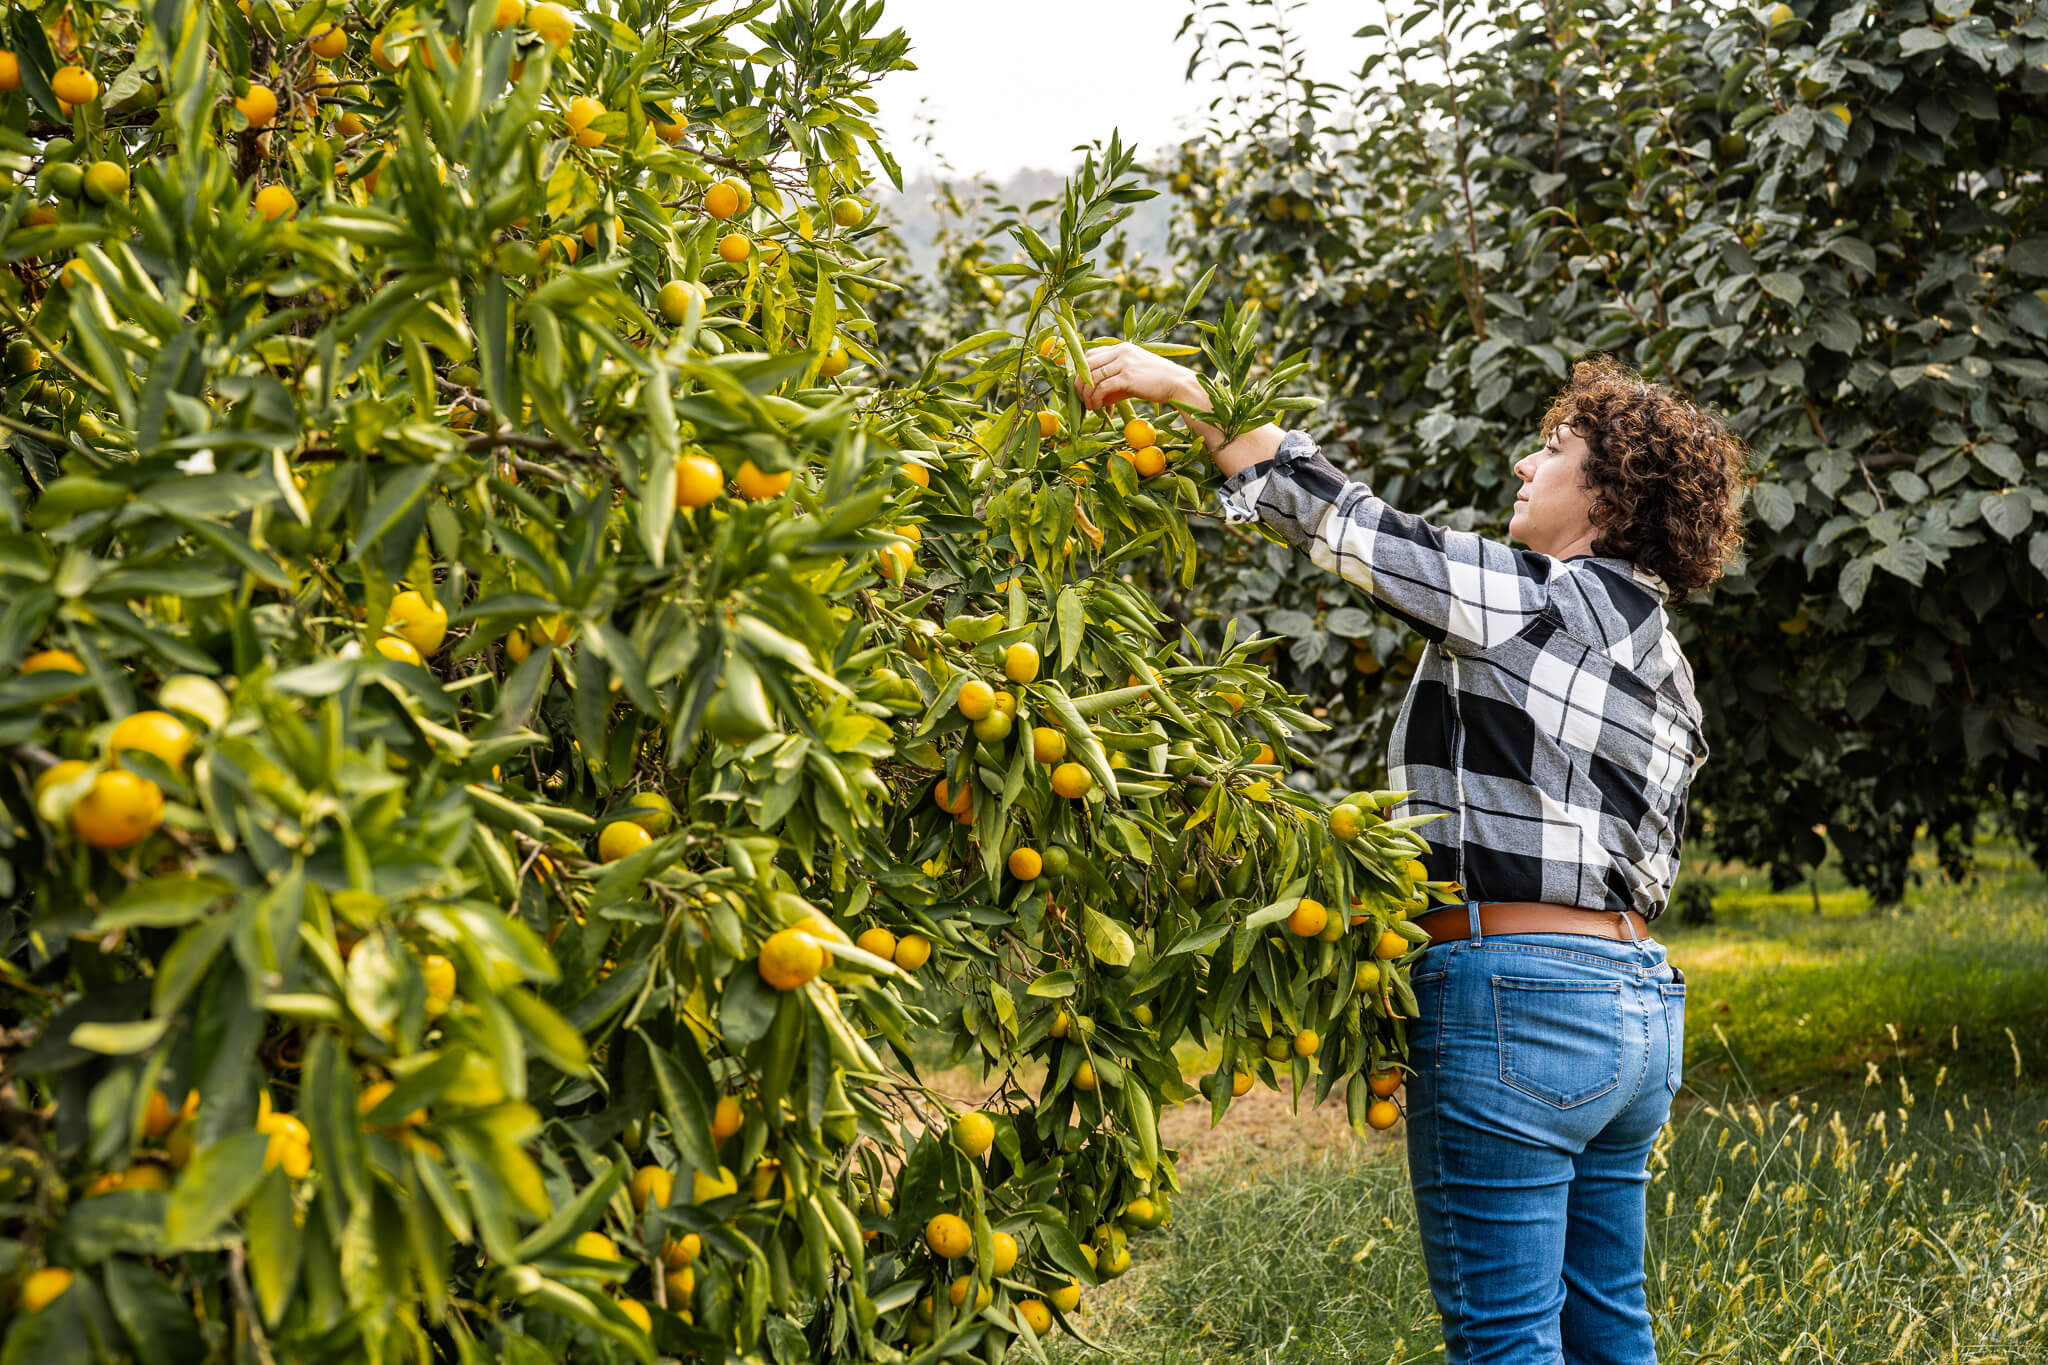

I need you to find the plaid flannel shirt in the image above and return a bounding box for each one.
[1218,430,1709,920]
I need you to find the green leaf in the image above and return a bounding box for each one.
[95,875,234,929]
[720,966,780,1047]
[938,329,1012,362]
[640,1032,722,1176]
[103,1254,203,1365]
[1025,969,1078,998]
[1163,922,1233,959]
[1759,271,1805,306]
[501,987,591,1073]
[1081,908,1134,967]
[513,1156,627,1261]
[1981,491,2031,541]
[70,1017,172,1056]
[146,911,236,1020]
[1035,1218,1095,1284]
[54,1191,169,1263]
[349,463,439,560]
[2007,238,2048,277]
[1124,1083,1158,1179]
[1056,587,1084,667]
[163,1131,271,1249]
[639,360,678,567]
[1751,482,1798,531]
[245,1168,302,1327]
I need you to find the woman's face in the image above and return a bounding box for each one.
[1508,422,1599,557]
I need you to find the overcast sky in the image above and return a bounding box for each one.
[870,0,1387,181]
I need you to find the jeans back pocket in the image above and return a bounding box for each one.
[1660,982,1687,1094]
[1491,976,1624,1108]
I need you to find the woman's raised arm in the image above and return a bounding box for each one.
[1076,342,1554,656]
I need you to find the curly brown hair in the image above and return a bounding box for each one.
[1539,353,1752,598]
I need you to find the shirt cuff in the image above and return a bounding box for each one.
[1215,429,1349,535]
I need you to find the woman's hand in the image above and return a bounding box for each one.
[1075,342,1204,414]
[1071,337,1280,475]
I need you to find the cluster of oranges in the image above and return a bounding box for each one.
[756,915,932,990]
[30,659,223,851]
[914,1209,1081,1346]
[547,1229,661,1335]
[371,588,450,666]
[935,654,1097,832]
[1033,409,1171,483]
[1114,417,1168,477]
[588,791,937,996]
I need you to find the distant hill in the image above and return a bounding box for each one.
[879,166,1178,275]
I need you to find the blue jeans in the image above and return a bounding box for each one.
[1404,904,1685,1365]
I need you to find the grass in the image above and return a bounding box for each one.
[1047,1077,2048,1364]
[1037,837,2048,1364]
[1663,836,2048,1095]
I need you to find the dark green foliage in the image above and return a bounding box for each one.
[1117,0,2048,903]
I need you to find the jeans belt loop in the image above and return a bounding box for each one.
[1466,899,1484,946]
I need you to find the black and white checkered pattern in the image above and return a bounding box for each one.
[1218,430,1709,920]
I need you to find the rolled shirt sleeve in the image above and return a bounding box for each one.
[1218,429,1556,656]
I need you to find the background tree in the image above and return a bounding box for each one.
[1120,0,2048,905]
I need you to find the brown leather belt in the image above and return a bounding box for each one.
[1411,900,1651,945]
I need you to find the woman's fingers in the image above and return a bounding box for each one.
[1076,356,1120,409]
[1075,340,1162,411]
[1082,380,1122,412]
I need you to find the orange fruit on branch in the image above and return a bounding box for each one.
[1003,642,1040,683]
[734,459,790,499]
[598,820,653,861]
[1050,763,1093,799]
[1031,726,1066,764]
[956,680,996,721]
[676,454,723,507]
[951,1110,995,1158]
[757,929,823,990]
[932,778,972,817]
[18,1268,73,1313]
[704,180,741,220]
[657,278,704,324]
[564,96,606,147]
[1286,898,1328,937]
[50,65,98,105]
[387,589,448,656]
[253,185,297,221]
[925,1212,971,1259]
[109,710,193,771]
[236,84,278,128]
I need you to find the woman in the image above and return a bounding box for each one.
[1075,344,1749,1364]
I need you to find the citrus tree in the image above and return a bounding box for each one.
[1127,0,2048,899]
[0,2,1448,1360]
